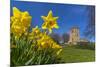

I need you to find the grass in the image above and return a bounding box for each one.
[60,45,95,63]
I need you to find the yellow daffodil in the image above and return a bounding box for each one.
[21,11,32,27]
[28,26,42,40]
[52,43,62,49]
[36,32,62,50]
[11,7,32,38]
[32,26,40,34]
[41,10,59,33]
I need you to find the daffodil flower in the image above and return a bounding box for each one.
[41,10,59,33]
[11,7,32,38]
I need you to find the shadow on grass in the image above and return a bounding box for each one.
[73,43,95,50]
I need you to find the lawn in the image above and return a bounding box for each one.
[60,45,95,63]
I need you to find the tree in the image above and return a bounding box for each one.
[62,33,69,43]
[84,6,95,39]
[50,33,61,44]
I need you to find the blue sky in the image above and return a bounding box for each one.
[11,0,95,41]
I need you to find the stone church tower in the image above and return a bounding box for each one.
[68,27,80,45]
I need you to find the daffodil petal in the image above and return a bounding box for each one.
[47,10,53,19]
[54,24,59,29]
[13,7,21,18]
[42,23,47,29]
[53,17,59,20]
[22,11,29,17]
[41,16,47,21]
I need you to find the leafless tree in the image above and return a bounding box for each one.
[84,6,95,39]
[62,33,69,43]
[50,33,61,44]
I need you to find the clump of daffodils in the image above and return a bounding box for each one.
[11,7,62,66]
[11,7,32,39]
